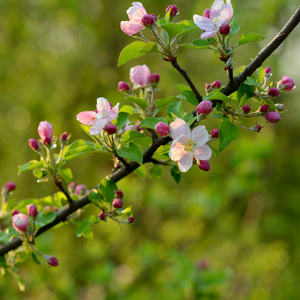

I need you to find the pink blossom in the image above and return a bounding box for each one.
[121,2,147,36]
[169,119,212,173]
[76,98,119,135]
[193,0,233,39]
[38,121,53,143]
[12,213,30,233]
[113,198,123,209]
[27,204,38,218]
[155,122,169,136]
[130,65,151,88]
[280,76,294,91]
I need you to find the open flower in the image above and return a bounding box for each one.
[121,2,147,36]
[193,0,233,39]
[130,65,151,88]
[169,119,212,172]
[76,98,119,135]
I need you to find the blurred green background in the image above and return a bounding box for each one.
[1,0,300,299]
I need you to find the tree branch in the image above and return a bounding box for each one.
[1,5,299,257]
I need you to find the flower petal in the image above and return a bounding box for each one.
[127,2,147,21]
[169,141,186,161]
[178,152,193,172]
[201,30,219,39]
[217,8,232,26]
[130,65,151,87]
[169,118,191,140]
[211,0,225,12]
[191,125,209,146]
[193,15,216,31]
[96,97,111,112]
[90,119,107,135]
[121,21,144,36]
[193,144,212,161]
[76,111,96,126]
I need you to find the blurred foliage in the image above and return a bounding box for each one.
[0,0,300,299]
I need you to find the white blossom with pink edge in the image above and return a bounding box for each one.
[121,2,147,36]
[169,118,212,172]
[76,98,119,135]
[130,64,151,88]
[193,0,233,39]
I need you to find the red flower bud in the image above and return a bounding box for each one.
[254,124,262,132]
[265,111,281,123]
[118,81,130,92]
[38,121,53,144]
[115,190,123,199]
[141,14,155,27]
[128,216,135,223]
[113,198,123,209]
[212,80,222,89]
[61,132,68,142]
[280,76,294,91]
[166,5,179,17]
[242,105,251,114]
[197,100,213,115]
[12,210,20,216]
[203,8,211,18]
[155,122,169,136]
[27,204,38,218]
[199,160,210,171]
[12,213,29,233]
[220,24,230,35]
[148,73,160,85]
[46,256,59,267]
[99,212,106,220]
[211,128,219,138]
[268,87,280,97]
[264,66,272,75]
[104,123,117,135]
[260,104,269,112]
[28,138,39,150]
[4,181,16,192]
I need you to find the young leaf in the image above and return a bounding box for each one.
[64,140,102,161]
[117,142,143,165]
[175,84,192,92]
[113,112,129,131]
[238,33,265,46]
[18,160,44,175]
[139,42,160,53]
[244,76,259,87]
[149,164,164,179]
[118,41,147,66]
[237,82,256,103]
[229,18,240,36]
[125,96,149,110]
[98,178,118,203]
[181,38,210,49]
[160,23,183,39]
[204,92,232,103]
[177,20,197,36]
[77,215,99,238]
[170,165,181,183]
[88,190,103,208]
[219,120,239,151]
[35,211,57,227]
[167,101,184,121]
[32,169,47,179]
[57,168,73,184]
[120,130,152,148]
[153,144,170,160]
[182,90,199,106]
[140,117,168,130]
[135,165,147,179]
[155,96,180,110]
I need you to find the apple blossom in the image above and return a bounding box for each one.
[193,0,234,39]
[121,2,147,36]
[76,98,119,135]
[130,65,151,88]
[38,121,53,145]
[169,119,212,172]
[279,76,294,91]
[12,213,30,233]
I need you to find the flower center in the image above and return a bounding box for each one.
[184,138,196,152]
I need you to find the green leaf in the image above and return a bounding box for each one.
[120,130,152,148]
[175,84,192,92]
[157,18,166,26]
[167,101,184,121]
[57,168,73,184]
[204,91,232,103]
[88,190,103,208]
[170,165,181,183]
[244,76,259,87]
[7,269,25,292]
[177,20,197,36]
[125,96,148,110]
[64,140,102,161]
[35,211,57,227]
[32,169,47,179]
[113,112,129,132]
[139,42,160,53]
[31,252,41,265]
[155,96,179,110]
[182,90,198,106]
[153,144,170,160]
[18,160,44,175]
[119,105,134,114]
[160,23,183,39]
[229,18,240,36]
[149,164,164,179]
[135,165,147,178]
[77,215,99,238]
[140,117,168,130]
[219,120,239,151]
[117,142,143,165]
[181,38,210,49]
[118,41,146,66]
[98,178,118,203]
[237,82,256,103]
[233,65,246,76]
[0,255,7,268]
[118,205,132,216]
[238,33,265,46]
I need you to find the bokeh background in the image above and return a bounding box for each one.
[1,0,300,299]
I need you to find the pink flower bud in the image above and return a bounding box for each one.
[155,122,169,136]
[212,80,222,89]
[197,100,213,116]
[148,73,160,85]
[113,198,123,209]
[265,111,281,123]
[5,181,16,192]
[141,14,155,27]
[46,256,59,267]
[166,5,179,17]
[128,216,135,223]
[104,123,117,135]
[242,105,251,114]
[99,212,106,220]
[115,190,123,199]
[205,83,212,92]
[260,104,269,112]
[27,204,38,218]
[211,128,219,139]
[28,138,39,150]
[12,213,29,233]
[118,81,130,92]
[130,65,151,88]
[280,76,294,91]
[61,132,68,142]
[220,24,230,35]
[75,184,88,196]
[264,67,272,75]
[254,124,262,132]
[38,121,53,144]
[12,210,20,216]
[43,206,53,214]
[199,160,210,171]
[203,8,211,18]
[268,87,280,97]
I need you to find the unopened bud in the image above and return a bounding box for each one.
[12,213,29,233]
[61,132,68,142]
[118,81,130,92]
[148,73,160,85]
[43,206,53,214]
[12,210,20,216]
[75,184,88,196]
[197,100,213,116]
[205,83,212,93]
[260,104,269,112]
[99,212,106,220]
[155,122,169,136]
[268,87,280,97]
[104,123,117,135]
[4,181,16,192]
[203,8,211,18]
[242,105,251,114]
[28,138,39,150]
[199,160,210,171]
[27,204,38,218]
[220,24,230,35]
[141,14,155,27]
[254,124,262,132]
[280,76,294,91]
[38,121,53,144]
[211,128,219,139]
[115,190,123,199]
[112,198,123,209]
[166,5,179,17]
[212,80,222,89]
[265,111,281,123]
[264,66,272,75]
[128,216,135,223]
[45,255,59,267]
